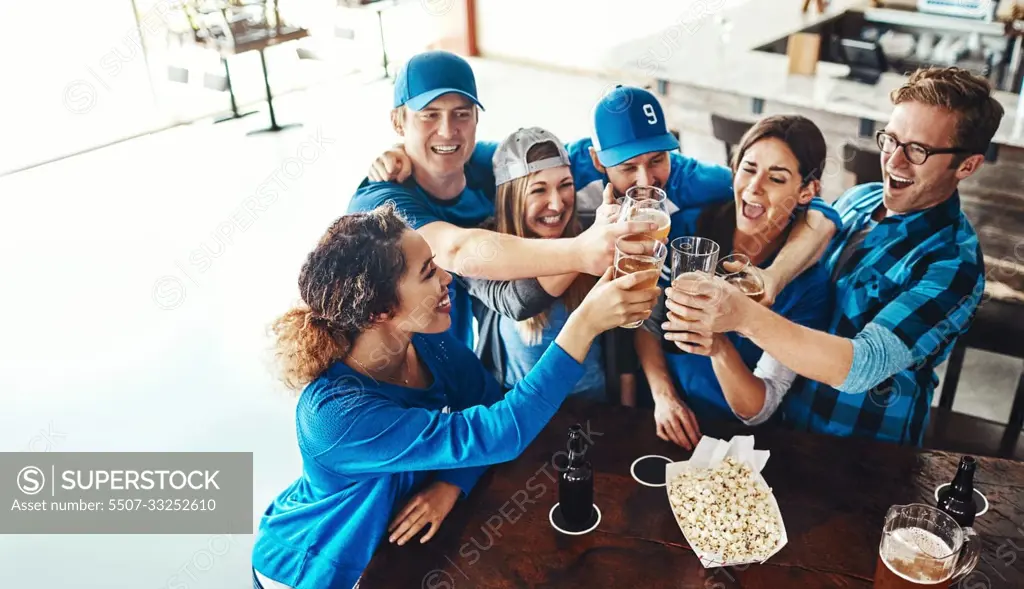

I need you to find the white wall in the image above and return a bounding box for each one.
[475,0,747,72]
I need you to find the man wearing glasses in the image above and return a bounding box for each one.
[664,67,1005,445]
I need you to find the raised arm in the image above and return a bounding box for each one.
[311,341,588,477]
[761,202,839,305]
[309,268,660,476]
[419,219,654,280]
[666,252,983,391]
[463,275,558,321]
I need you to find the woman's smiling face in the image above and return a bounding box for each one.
[733,137,812,237]
[522,165,575,239]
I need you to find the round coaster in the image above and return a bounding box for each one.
[630,455,673,488]
[549,503,602,536]
[934,484,989,518]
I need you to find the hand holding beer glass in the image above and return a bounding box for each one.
[874,504,979,588]
[665,237,721,351]
[614,236,668,328]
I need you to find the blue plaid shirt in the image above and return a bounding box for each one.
[781,183,985,445]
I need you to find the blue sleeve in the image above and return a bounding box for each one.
[467,141,500,194]
[669,154,734,208]
[565,137,605,190]
[471,140,500,170]
[805,197,842,232]
[306,344,585,477]
[431,336,507,495]
[347,180,440,230]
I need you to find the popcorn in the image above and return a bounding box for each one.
[667,457,782,564]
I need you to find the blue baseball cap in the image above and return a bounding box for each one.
[393,51,484,112]
[593,86,678,167]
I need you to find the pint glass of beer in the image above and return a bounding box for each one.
[670,237,720,290]
[614,236,668,328]
[619,186,671,241]
[874,504,979,589]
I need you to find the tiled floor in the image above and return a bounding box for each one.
[1,58,1020,588]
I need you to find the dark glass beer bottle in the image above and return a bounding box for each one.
[559,424,593,527]
[937,456,977,527]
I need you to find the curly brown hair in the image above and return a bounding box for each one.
[890,67,1004,160]
[271,204,409,390]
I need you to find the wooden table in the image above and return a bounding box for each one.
[362,398,1024,588]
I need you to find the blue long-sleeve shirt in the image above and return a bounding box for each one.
[252,332,585,589]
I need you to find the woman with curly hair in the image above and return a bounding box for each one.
[251,204,660,589]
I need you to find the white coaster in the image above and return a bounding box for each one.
[549,503,602,536]
[934,483,989,518]
[630,455,673,488]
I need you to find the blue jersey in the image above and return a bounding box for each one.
[347,175,495,348]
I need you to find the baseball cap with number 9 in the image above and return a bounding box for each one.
[593,86,679,167]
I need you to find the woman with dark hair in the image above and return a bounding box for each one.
[639,115,835,445]
[251,204,660,589]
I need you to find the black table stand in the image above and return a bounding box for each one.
[247,49,302,135]
[214,57,258,124]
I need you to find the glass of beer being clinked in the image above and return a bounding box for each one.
[874,504,979,589]
[619,186,671,242]
[614,236,668,329]
[716,253,765,303]
[670,236,720,291]
[668,237,721,351]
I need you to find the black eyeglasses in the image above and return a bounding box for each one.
[875,131,972,165]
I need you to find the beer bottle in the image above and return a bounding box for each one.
[937,456,977,527]
[559,424,594,527]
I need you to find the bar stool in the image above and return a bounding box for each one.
[710,114,753,165]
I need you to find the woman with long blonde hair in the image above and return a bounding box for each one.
[467,128,615,401]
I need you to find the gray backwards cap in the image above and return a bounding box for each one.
[492,127,571,186]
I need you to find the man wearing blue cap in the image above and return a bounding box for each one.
[350,52,655,349]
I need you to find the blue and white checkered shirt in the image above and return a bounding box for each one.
[781,183,985,445]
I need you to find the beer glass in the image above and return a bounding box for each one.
[614,236,668,328]
[874,504,979,589]
[716,253,765,302]
[619,186,671,242]
[670,237,720,292]
[667,237,720,350]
